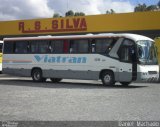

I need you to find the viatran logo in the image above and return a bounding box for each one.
[34,55,87,64]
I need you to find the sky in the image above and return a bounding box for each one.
[0,0,159,21]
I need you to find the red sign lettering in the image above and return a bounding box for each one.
[19,22,24,31]
[18,18,87,33]
[35,21,41,31]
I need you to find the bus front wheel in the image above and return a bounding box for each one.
[32,69,46,82]
[50,78,62,83]
[101,71,115,86]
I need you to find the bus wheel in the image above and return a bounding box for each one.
[101,71,115,86]
[50,78,62,83]
[120,82,130,86]
[32,69,44,82]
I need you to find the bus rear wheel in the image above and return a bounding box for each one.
[32,69,46,82]
[50,78,62,83]
[101,71,115,86]
[120,82,130,86]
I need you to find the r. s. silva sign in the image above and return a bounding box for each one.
[18,17,87,34]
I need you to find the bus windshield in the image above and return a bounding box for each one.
[137,40,158,65]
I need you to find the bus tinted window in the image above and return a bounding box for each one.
[70,40,89,53]
[3,42,14,54]
[0,43,2,53]
[50,40,64,53]
[63,41,69,53]
[95,38,115,54]
[30,40,49,53]
[39,41,49,53]
[15,41,28,53]
[31,41,39,53]
[118,39,135,63]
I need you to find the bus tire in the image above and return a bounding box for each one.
[50,78,62,83]
[101,71,115,86]
[32,69,45,82]
[120,82,130,86]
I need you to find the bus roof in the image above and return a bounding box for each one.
[3,33,153,42]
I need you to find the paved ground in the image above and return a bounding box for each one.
[0,74,160,121]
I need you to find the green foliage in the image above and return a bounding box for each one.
[158,0,160,7]
[65,10,85,17]
[134,3,160,12]
[53,13,61,18]
[65,10,74,17]
[147,5,159,11]
[74,12,85,16]
[134,4,147,12]
[106,9,115,14]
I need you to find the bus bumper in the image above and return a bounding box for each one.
[136,72,159,82]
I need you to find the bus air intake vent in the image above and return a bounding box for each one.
[148,71,157,74]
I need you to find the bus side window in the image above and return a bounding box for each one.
[91,39,96,53]
[63,40,69,53]
[0,43,3,53]
[39,40,49,53]
[77,40,89,53]
[15,41,28,54]
[30,40,49,54]
[118,39,135,63]
[30,41,39,53]
[70,40,76,53]
[70,39,89,53]
[50,40,64,53]
[3,41,14,54]
[95,38,115,54]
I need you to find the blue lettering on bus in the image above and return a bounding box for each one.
[34,55,87,63]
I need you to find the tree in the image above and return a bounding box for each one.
[53,13,61,18]
[146,5,159,11]
[134,3,147,12]
[134,3,160,12]
[65,10,74,17]
[158,0,160,7]
[79,12,85,16]
[74,12,85,16]
[106,9,115,14]
[53,10,85,18]
[110,9,115,14]
[106,10,110,14]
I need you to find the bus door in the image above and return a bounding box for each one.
[117,39,137,82]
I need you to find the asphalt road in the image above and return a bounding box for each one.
[0,74,160,121]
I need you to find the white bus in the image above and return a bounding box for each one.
[2,33,159,86]
[0,41,3,73]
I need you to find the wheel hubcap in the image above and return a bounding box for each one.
[104,74,111,83]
